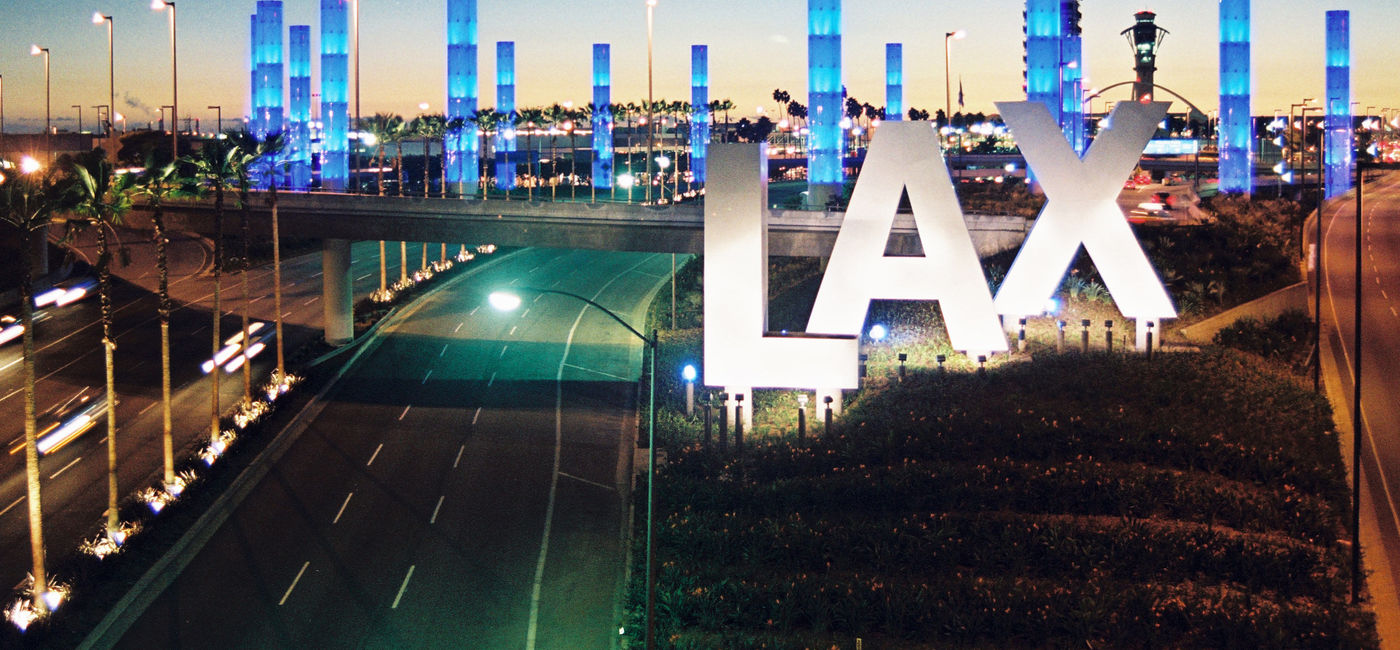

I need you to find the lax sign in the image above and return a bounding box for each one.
[703,101,1176,401]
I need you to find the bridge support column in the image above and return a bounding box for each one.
[323,238,354,346]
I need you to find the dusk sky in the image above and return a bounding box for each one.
[1,1,1397,133]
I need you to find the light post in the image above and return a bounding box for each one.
[30,45,50,162]
[93,105,109,137]
[1300,105,1321,187]
[208,105,222,135]
[93,12,113,138]
[1289,99,1315,183]
[488,287,659,649]
[352,0,361,193]
[943,30,964,152]
[1,73,5,139]
[71,105,82,133]
[682,364,696,416]
[645,0,657,204]
[160,105,174,134]
[151,1,177,159]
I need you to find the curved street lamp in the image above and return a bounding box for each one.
[151,1,177,159]
[93,12,113,137]
[489,286,658,648]
[30,45,50,161]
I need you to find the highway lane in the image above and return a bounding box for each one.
[1320,170,1400,614]
[117,248,673,648]
[0,234,443,594]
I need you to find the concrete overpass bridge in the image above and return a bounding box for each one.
[136,192,1031,344]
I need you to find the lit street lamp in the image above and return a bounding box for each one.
[645,0,657,204]
[30,45,50,162]
[489,287,659,650]
[151,1,177,159]
[93,12,113,137]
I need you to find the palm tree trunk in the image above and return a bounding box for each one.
[399,241,408,284]
[396,140,405,198]
[211,191,223,445]
[98,226,120,534]
[440,242,447,265]
[423,137,431,199]
[271,187,285,383]
[377,145,386,196]
[153,210,174,485]
[378,240,387,296]
[240,199,252,404]
[441,135,450,198]
[18,226,47,610]
[420,243,428,272]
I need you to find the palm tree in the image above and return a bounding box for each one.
[444,116,468,197]
[187,136,237,446]
[223,132,262,405]
[69,152,135,537]
[0,158,66,612]
[363,113,400,197]
[245,132,290,385]
[466,111,492,197]
[717,98,736,141]
[131,158,181,486]
[390,118,411,198]
[543,103,565,201]
[518,107,545,201]
[415,114,446,198]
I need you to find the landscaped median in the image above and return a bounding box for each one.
[625,350,1378,648]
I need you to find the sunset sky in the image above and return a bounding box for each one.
[1,0,1397,133]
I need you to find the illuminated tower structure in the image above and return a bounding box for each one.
[320,0,349,192]
[1324,10,1352,199]
[885,44,902,122]
[1218,0,1252,195]
[690,45,709,184]
[495,41,516,191]
[807,0,843,206]
[1123,11,1167,103]
[446,0,478,196]
[250,1,284,188]
[1024,0,1061,127]
[593,44,613,190]
[1059,2,1084,153]
[288,25,312,191]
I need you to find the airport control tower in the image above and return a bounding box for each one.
[1122,10,1167,102]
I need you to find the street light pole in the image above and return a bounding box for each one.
[93,12,113,137]
[488,287,658,649]
[353,0,361,193]
[944,30,964,154]
[152,1,177,159]
[209,105,222,135]
[30,45,50,163]
[71,105,82,134]
[645,0,657,205]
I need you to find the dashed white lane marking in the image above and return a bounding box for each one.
[533,295,542,304]
[0,497,24,517]
[50,457,82,480]
[439,344,448,358]
[302,296,318,306]
[334,492,354,524]
[469,306,480,316]
[454,322,465,335]
[391,565,416,609]
[563,363,630,382]
[356,273,373,281]
[499,346,509,359]
[430,496,445,524]
[250,296,265,304]
[509,326,517,337]
[367,443,383,466]
[279,561,310,606]
[558,472,615,492]
[472,407,482,425]
[398,405,412,421]
[422,370,433,384]
[521,309,530,318]
[1384,290,1391,300]
[454,445,465,468]
[1392,306,1398,318]
[139,403,156,416]
[487,372,497,388]
[283,311,294,319]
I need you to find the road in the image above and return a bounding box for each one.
[115,248,673,648]
[0,232,437,595]
[1319,169,1400,623]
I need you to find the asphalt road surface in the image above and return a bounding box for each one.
[0,232,434,595]
[1319,169,1400,614]
[116,248,673,648]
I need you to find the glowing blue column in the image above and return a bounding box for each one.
[1325,10,1352,199]
[592,44,613,191]
[447,0,479,196]
[885,44,902,122]
[1024,0,1060,125]
[1218,0,1252,195]
[690,45,709,185]
[495,41,516,191]
[320,0,348,192]
[288,25,311,191]
[807,0,843,205]
[1059,6,1084,154]
[252,1,284,140]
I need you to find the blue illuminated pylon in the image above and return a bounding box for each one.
[250,1,284,189]
[288,25,311,191]
[1218,0,1252,195]
[691,45,709,185]
[1324,10,1352,199]
[1059,5,1084,154]
[447,0,478,196]
[885,44,902,122]
[593,44,613,191]
[496,41,516,192]
[320,0,349,192]
[1024,0,1060,126]
[807,0,843,206]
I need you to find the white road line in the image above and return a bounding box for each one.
[6,434,20,446]
[279,561,310,606]
[139,403,156,416]
[440,344,448,358]
[356,273,373,281]
[250,296,265,304]
[49,457,82,480]
[0,497,24,517]
[521,309,530,318]
[563,363,630,382]
[509,326,517,337]
[283,311,294,319]
[391,565,415,609]
[469,305,481,317]
[472,407,482,425]
[367,443,383,466]
[533,295,542,304]
[487,372,497,388]
[422,370,433,384]
[453,445,465,468]
[430,496,445,524]
[312,271,323,278]
[1384,290,1390,300]
[0,359,18,373]
[333,492,354,524]
[558,472,615,492]
[499,346,509,359]
[302,296,319,306]
[398,405,412,421]
[454,322,464,333]
[1392,306,1398,318]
